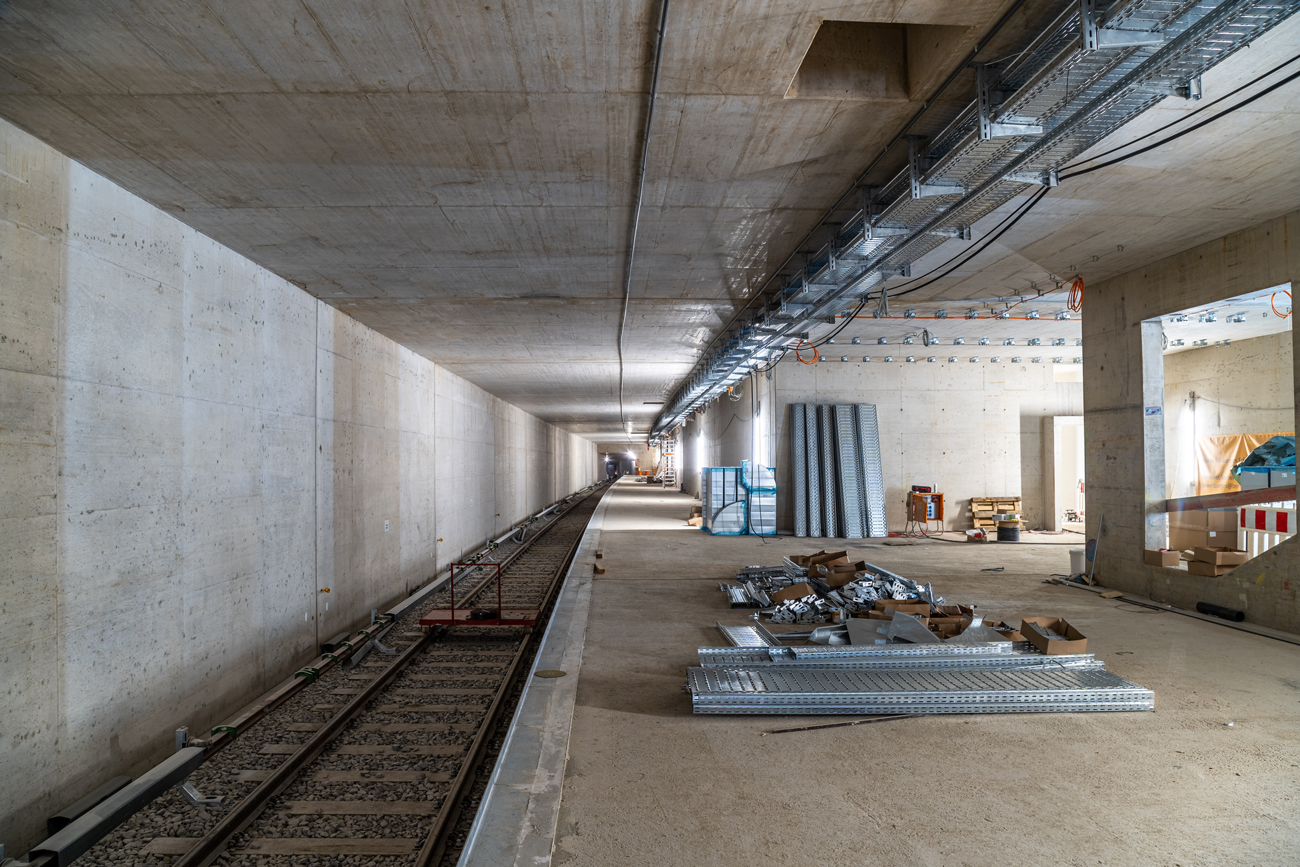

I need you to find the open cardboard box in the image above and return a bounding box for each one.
[874,599,930,616]
[1020,617,1087,655]
[984,620,1025,641]
[1188,560,1235,577]
[770,582,817,603]
[1193,546,1249,567]
[1143,549,1179,568]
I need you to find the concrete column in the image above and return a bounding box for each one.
[1140,319,1167,550]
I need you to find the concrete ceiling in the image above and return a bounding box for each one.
[1,1,1297,440]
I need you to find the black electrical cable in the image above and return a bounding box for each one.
[881,185,1052,296]
[1064,53,1300,170]
[680,0,1034,375]
[890,186,1052,300]
[1062,66,1300,180]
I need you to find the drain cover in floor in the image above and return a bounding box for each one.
[534,669,567,678]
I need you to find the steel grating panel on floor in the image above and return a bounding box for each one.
[785,643,1014,659]
[686,666,1154,714]
[715,622,782,648]
[697,651,1103,670]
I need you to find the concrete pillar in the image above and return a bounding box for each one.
[1140,319,1167,550]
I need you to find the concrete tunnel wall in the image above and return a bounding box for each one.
[0,118,597,853]
[686,361,1081,532]
[1084,208,1299,635]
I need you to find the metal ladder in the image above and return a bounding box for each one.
[661,450,676,488]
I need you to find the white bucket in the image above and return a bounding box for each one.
[1069,547,1086,576]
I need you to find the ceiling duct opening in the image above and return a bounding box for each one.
[785,20,970,101]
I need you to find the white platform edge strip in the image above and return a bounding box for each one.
[458,482,616,867]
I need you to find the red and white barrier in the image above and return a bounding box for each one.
[1241,507,1290,533]
[1238,506,1296,558]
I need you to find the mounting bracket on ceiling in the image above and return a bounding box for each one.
[928,225,973,240]
[1080,0,1167,49]
[1006,167,1060,186]
[908,137,965,199]
[974,64,1043,139]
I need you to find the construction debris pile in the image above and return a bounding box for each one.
[695,551,1154,716]
[722,551,942,626]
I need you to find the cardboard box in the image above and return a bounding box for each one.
[984,620,1024,641]
[771,582,816,603]
[1169,508,1238,532]
[1144,549,1180,568]
[687,516,703,527]
[874,600,930,616]
[1169,527,1236,552]
[809,550,849,568]
[823,571,861,588]
[1188,560,1235,577]
[1020,617,1088,655]
[689,505,703,517]
[1192,546,1249,567]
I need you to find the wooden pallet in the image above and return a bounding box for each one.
[972,496,1023,528]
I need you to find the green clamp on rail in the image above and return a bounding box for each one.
[210,725,238,740]
[294,666,321,683]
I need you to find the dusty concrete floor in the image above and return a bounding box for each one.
[552,480,1300,867]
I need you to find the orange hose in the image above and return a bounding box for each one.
[794,340,818,364]
[1271,289,1292,319]
[1067,276,1084,313]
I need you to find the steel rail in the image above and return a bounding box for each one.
[164,488,603,867]
[170,630,437,867]
[415,510,589,865]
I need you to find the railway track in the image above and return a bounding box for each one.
[66,486,605,867]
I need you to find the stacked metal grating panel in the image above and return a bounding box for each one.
[686,666,1155,714]
[818,405,838,538]
[792,404,808,537]
[856,404,888,538]
[833,405,865,538]
[805,405,823,537]
[791,403,888,538]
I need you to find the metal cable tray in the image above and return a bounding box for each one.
[697,650,1102,671]
[686,666,1154,714]
[784,642,1015,659]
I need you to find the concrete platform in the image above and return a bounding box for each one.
[495,479,1300,866]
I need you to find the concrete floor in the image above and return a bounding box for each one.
[552,480,1300,866]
